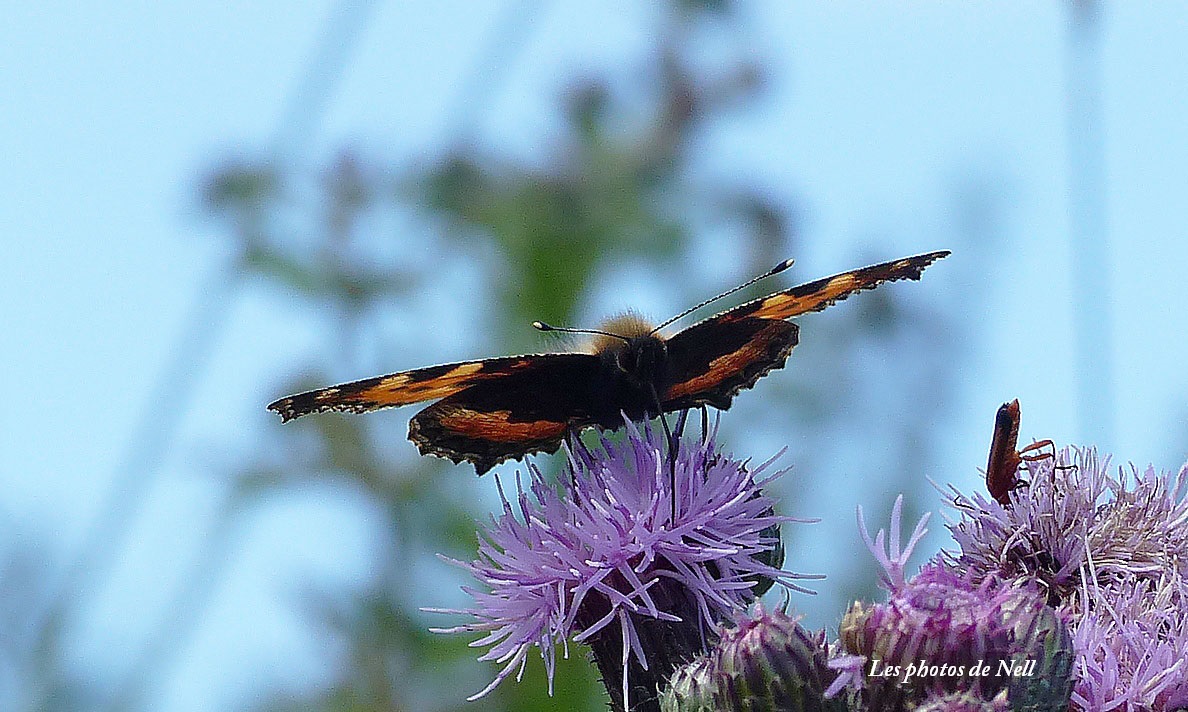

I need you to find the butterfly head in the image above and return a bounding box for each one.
[585,313,653,352]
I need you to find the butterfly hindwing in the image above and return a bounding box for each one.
[408,354,607,474]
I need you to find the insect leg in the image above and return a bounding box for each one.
[649,384,679,522]
[1018,439,1056,462]
[564,429,587,489]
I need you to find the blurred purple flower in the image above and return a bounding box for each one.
[942,446,1188,711]
[831,496,1073,711]
[825,495,934,701]
[1071,576,1188,711]
[857,493,932,590]
[943,448,1188,598]
[428,417,814,707]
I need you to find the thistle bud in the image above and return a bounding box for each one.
[663,605,844,712]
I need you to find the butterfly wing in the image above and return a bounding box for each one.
[661,251,948,408]
[662,318,799,410]
[267,354,587,422]
[715,250,950,323]
[408,354,606,474]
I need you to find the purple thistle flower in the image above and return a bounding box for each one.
[824,653,867,701]
[832,496,1073,711]
[826,495,934,702]
[941,446,1188,710]
[857,494,932,590]
[942,447,1188,604]
[428,416,814,710]
[1070,576,1188,711]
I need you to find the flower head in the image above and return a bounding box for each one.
[832,496,1073,711]
[942,446,1188,710]
[1069,574,1188,710]
[429,417,812,707]
[942,447,1188,603]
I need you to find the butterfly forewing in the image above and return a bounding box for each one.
[714,250,950,323]
[266,354,590,422]
[662,319,799,410]
[409,355,606,473]
[656,250,948,411]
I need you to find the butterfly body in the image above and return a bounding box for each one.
[269,250,948,473]
[589,314,672,407]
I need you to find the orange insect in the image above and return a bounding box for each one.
[985,399,1057,506]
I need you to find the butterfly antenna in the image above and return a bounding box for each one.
[533,321,630,343]
[650,258,795,334]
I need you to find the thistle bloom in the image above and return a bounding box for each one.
[831,496,1074,711]
[1071,576,1188,711]
[942,446,1188,711]
[943,448,1188,600]
[429,417,813,709]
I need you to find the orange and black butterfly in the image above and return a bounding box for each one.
[268,251,949,473]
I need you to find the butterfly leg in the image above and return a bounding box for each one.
[565,429,587,489]
[673,409,690,440]
[649,384,679,523]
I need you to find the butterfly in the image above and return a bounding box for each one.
[268,250,949,473]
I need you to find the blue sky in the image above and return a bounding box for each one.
[4,2,1188,710]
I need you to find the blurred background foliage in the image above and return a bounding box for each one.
[7,1,1000,711]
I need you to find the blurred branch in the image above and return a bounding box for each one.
[30,2,380,710]
[273,0,382,162]
[32,262,241,712]
[101,495,247,712]
[442,0,547,145]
